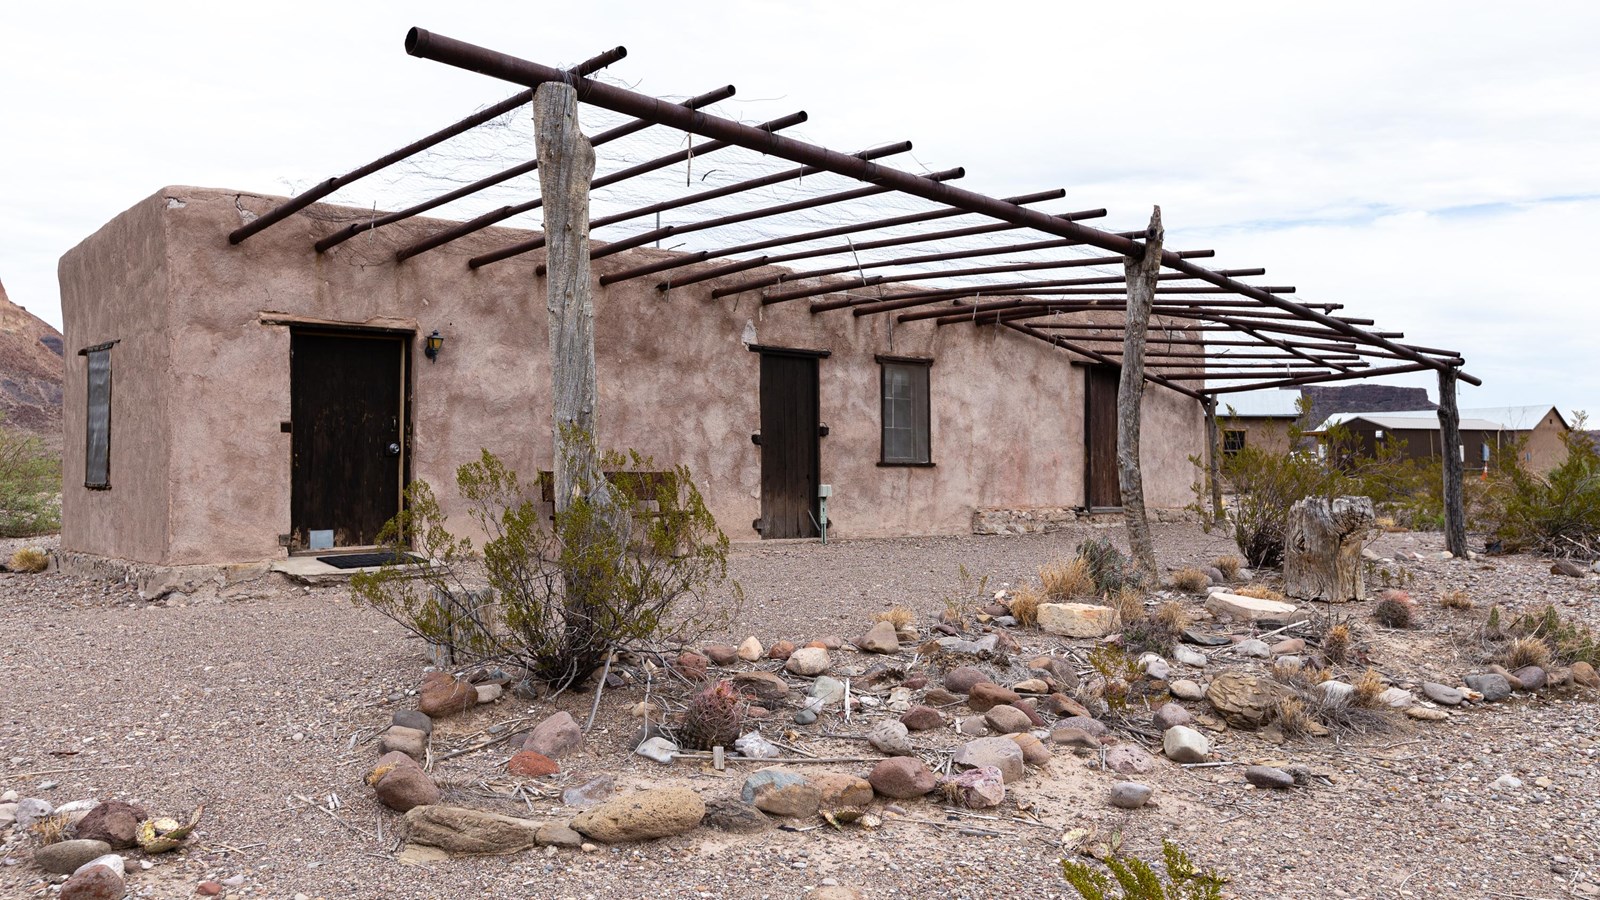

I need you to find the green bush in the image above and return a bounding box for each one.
[1076,536,1142,595]
[0,425,60,537]
[1483,420,1600,558]
[352,440,738,690]
[1062,840,1225,900]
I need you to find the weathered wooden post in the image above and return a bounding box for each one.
[1437,365,1468,557]
[535,82,606,511]
[1119,206,1163,584]
[1203,396,1224,523]
[1283,495,1376,601]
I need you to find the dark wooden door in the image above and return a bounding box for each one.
[291,331,407,549]
[759,352,820,539]
[1084,365,1121,509]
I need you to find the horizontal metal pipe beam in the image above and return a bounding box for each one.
[764,250,1224,307]
[713,233,1165,300]
[404,109,807,262]
[1003,322,1203,401]
[1201,363,1435,395]
[314,83,736,253]
[233,44,626,245]
[489,166,965,271]
[643,191,1077,290]
[853,269,1270,318]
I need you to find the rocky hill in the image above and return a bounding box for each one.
[0,279,64,441]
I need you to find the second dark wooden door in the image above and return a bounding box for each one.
[1084,365,1122,509]
[291,331,407,549]
[759,352,820,539]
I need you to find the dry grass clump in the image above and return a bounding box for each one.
[1108,585,1145,625]
[1007,584,1045,627]
[1170,566,1212,593]
[1374,596,1414,629]
[1321,623,1352,663]
[1235,584,1287,603]
[1212,555,1242,581]
[1273,695,1317,737]
[1351,668,1387,708]
[1504,635,1553,670]
[29,812,71,846]
[1152,600,1191,634]
[8,547,48,574]
[873,606,916,629]
[1438,589,1473,611]
[1298,685,1397,735]
[1272,659,1328,686]
[1039,558,1094,601]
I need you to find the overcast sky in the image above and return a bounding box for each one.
[4,2,1597,415]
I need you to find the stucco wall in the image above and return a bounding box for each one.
[60,186,1205,565]
[58,192,174,563]
[1521,414,1570,474]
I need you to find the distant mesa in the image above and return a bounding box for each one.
[0,278,65,441]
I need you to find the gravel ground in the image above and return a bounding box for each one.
[1,524,1597,900]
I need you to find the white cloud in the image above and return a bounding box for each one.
[2,0,1596,413]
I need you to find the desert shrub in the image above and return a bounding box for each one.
[1439,589,1473,611]
[8,547,48,573]
[1483,420,1600,558]
[1062,839,1225,900]
[352,441,737,690]
[1077,537,1141,595]
[874,606,915,628]
[1373,597,1414,629]
[1040,557,1095,601]
[1211,555,1241,580]
[0,425,59,538]
[1008,584,1045,627]
[1087,645,1145,712]
[1153,600,1190,634]
[1170,567,1211,593]
[1293,682,1396,735]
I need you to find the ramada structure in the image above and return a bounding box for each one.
[59,30,1480,574]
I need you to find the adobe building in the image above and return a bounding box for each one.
[58,187,1205,570]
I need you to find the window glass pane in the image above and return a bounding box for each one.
[86,348,112,487]
[881,362,931,464]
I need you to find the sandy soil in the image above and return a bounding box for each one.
[1,524,1597,900]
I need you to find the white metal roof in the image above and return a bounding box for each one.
[1458,406,1569,430]
[1310,411,1505,433]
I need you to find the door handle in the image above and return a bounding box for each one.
[385,442,402,457]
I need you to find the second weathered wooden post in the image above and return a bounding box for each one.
[1437,366,1468,557]
[1204,396,1224,524]
[1119,206,1163,584]
[535,82,605,511]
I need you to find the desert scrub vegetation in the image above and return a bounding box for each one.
[1008,583,1045,627]
[0,423,59,537]
[351,441,737,690]
[1062,839,1225,900]
[1485,603,1600,667]
[1483,421,1600,558]
[1211,554,1241,580]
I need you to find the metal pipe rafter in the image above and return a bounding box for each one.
[233,45,626,245]
[399,108,808,262]
[1002,321,1204,401]
[853,270,1270,319]
[482,166,967,271]
[313,83,736,253]
[636,189,1073,289]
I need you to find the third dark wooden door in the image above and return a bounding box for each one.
[758,352,820,539]
[290,331,407,549]
[1084,364,1122,509]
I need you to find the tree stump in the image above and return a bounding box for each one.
[1283,496,1375,602]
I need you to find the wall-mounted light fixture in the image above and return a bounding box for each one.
[424,329,444,362]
